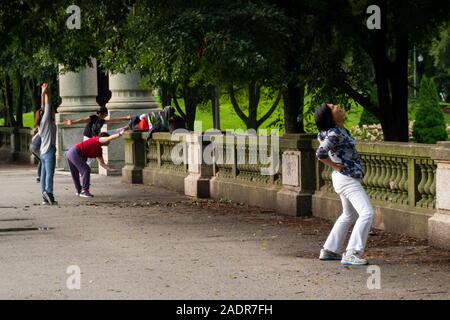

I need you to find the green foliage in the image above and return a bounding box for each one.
[358,108,379,126]
[413,77,448,143]
[430,22,450,72]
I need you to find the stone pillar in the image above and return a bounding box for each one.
[429,141,450,249]
[276,134,316,216]
[122,131,147,184]
[56,58,99,170]
[100,72,158,176]
[184,133,213,198]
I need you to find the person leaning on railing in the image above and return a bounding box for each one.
[314,103,374,266]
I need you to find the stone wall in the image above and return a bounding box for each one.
[0,127,34,164]
[122,131,450,248]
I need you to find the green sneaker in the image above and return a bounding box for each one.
[341,253,368,266]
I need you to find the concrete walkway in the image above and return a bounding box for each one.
[0,164,448,299]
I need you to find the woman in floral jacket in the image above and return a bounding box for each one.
[314,103,374,266]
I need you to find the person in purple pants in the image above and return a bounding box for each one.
[66,129,125,198]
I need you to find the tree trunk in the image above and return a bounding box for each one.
[229,85,249,129]
[247,81,259,130]
[182,85,198,131]
[283,80,305,133]
[2,73,16,127]
[14,72,24,128]
[96,67,111,107]
[370,1,409,142]
[27,78,40,111]
[160,82,172,108]
[210,84,221,130]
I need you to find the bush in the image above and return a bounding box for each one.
[350,121,416,142]
[350,124,384,141]
[413,77,448,143]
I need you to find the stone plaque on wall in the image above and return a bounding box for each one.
[282,151,301,187]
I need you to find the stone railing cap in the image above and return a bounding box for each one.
[432,141,450,161]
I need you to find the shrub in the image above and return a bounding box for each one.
[413,76,448,143]
[350,121,417,142]
[350,124,384,141]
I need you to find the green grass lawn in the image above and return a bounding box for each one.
[1,98,449,131]
[173,90,285,134]
[0,112,35,128]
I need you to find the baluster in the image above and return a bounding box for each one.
[430,164,436,209]
[423,161,434,208]
[372,156,381,199]
[320,164,327,191]
[393,158,402,203]
[399,160,408,205]
[416,161,427,207]
[387,157,398,203]
[378,157,386,200]
[385,158,394,202]
[322,165,332,192]
[369,155,378,198]
[361,154,370,188]
[379,158,389,201]
[328,165,335,192]
[363,155,372,196]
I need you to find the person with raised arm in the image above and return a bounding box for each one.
[39,83,57,205]
[63,106,131,140]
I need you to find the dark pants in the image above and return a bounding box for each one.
[30,145,41,178]
[67,146,91,193]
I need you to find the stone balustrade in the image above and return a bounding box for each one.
[312,140,439,238]
[212,133,281,185]
[123,131,450,248]
[0,127,34,163]
[141,132,188,192]
[313,141,437,210]
[209,132,282,209]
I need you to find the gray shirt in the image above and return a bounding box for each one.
[39,103,56,155]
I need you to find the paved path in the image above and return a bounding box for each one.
[0,165,448,299]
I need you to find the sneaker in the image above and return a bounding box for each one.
[319,249,342,261]
[43,191,58,206]
[341,253,368,266]
[79,190,94,198]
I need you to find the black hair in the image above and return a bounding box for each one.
[314,103,336,132]
[97,106,109,115]
[99,132,110,138]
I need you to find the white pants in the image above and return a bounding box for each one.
[323,171,374,255]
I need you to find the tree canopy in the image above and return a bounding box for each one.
[1,0,449,141]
